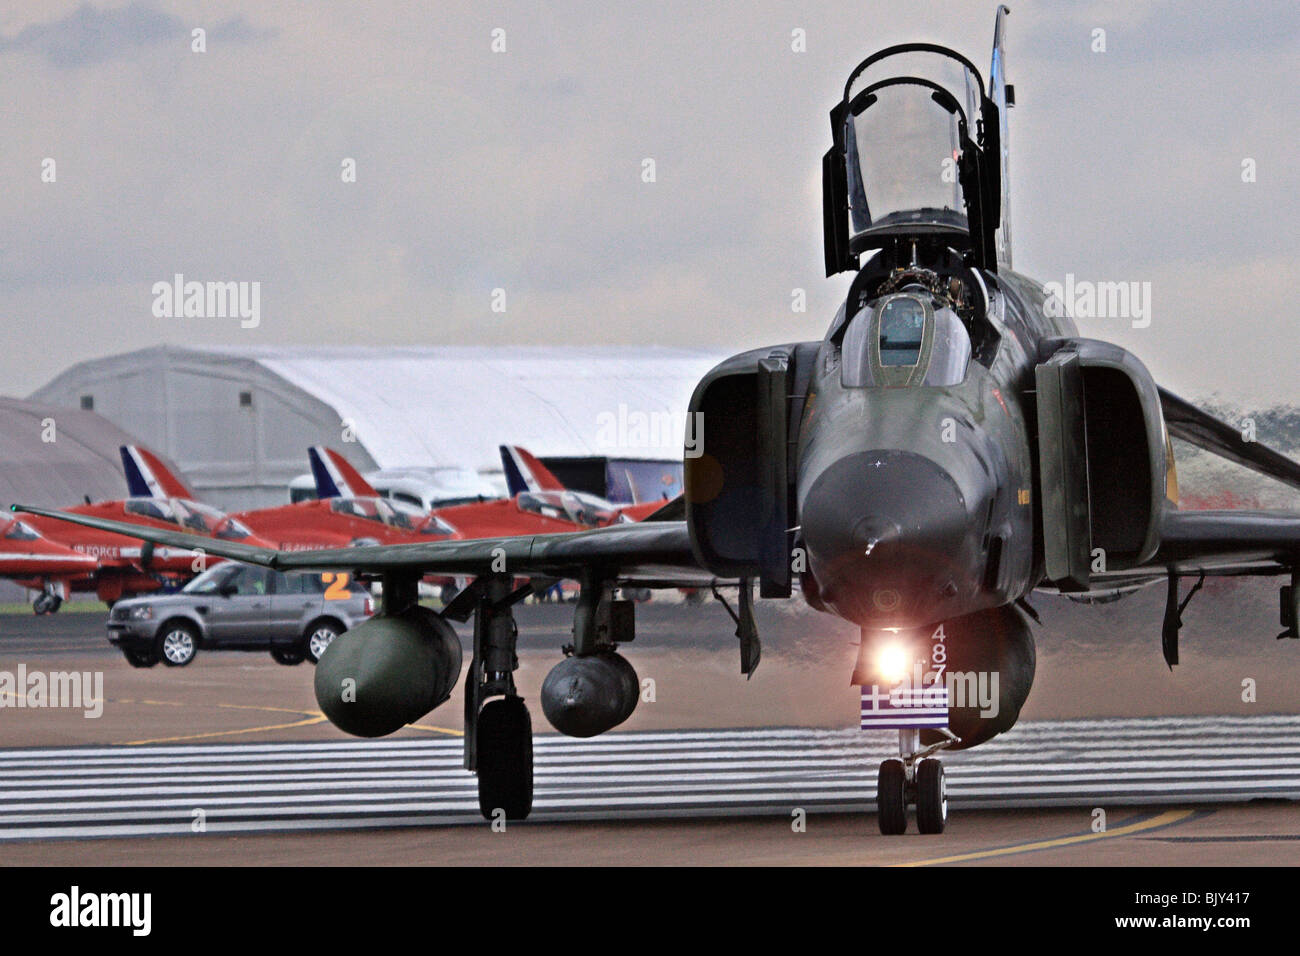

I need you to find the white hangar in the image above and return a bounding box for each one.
[30,345,727,511]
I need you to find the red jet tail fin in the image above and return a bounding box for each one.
[309,446,379,499]
[120,445,194,500]
[499,445,566,495]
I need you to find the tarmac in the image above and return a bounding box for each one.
[1,597,1298,865]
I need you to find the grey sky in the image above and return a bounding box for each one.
[2,1,1297,404]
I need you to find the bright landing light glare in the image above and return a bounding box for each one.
[877,643,909,684]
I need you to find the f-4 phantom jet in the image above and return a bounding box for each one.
[20,7,1300,834]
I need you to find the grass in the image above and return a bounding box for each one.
[0,601,110,615]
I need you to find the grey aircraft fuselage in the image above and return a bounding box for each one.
[796,265,1077,633]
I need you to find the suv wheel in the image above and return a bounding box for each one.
[123,648,160,668]
[156,622,199,667]
[303,620,341,664]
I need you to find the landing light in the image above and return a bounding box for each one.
[877,643,909,684]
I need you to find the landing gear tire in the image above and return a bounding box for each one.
[156,623,198,667]
[876,758,908,835]
[271,649,304,666]
[477,697,533,821]
[33,593,61,615]
[915,758,947,834]
[123,649,159,668]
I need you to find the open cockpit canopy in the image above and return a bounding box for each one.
[824,11,1014,277]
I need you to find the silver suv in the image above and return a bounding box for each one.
[108,563,374,668]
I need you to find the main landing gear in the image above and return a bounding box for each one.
[448,575,535,821]
[32,592,63,615]
[877,728,956,835]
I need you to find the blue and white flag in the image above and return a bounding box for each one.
[860,681,949,730]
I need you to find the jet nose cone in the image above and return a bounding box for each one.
[800,450,978,626]
[850,516,901,554]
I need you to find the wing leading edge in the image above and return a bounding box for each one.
[1160,387,1300,494]
[9,503,718,587]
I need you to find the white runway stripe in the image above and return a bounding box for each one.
[0,716,1297,840]
[2,714,1297,759]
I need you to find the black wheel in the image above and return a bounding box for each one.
[33,593,53,615]
[877,758,908,835]
[915,758,947,834]
[47,595,63,613]
[155,621,199,667]
[301,619,342,664]
[123,649,159,668]
[271,648,305,666]
[477,697,533,821]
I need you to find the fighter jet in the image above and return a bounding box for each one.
[19,8,1300,834]
[12,446,270,612]
[231,447,460,551]
[241,446,635,599]
[500,444,668,523]
[0,515,101,613]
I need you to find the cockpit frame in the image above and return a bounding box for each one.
[823,42,1003,278]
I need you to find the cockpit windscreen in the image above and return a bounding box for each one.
[842,50,982,239]
[841,293,971,388]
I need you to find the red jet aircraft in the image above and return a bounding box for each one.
[229,448,460,551]
[13,446,271,612]
[254,447,670,600]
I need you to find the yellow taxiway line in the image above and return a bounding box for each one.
[119,702,330,745]
[407,723,465,736]
[893,809,1196,866]
[108,697,464,744]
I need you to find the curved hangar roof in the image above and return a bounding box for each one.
[0,396,177,508]
[31,345,727,480]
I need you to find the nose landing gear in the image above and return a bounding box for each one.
[876,728,956,835]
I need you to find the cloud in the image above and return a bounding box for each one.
[0,2,267,69]
[0,0,1295,409]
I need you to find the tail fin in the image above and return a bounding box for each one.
[990,3,1014,268]
[499,445,565,496]
[120,446,194,500]
[309,447,379,499]
[623,467,644,505]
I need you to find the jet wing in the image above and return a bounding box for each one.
[1052,390,1300,585]
[1159,387,1300,493]
[1105,508,1300,580]
[1053,508,1300,599]
[1155,508,1300,566]
[10,504,721,588]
